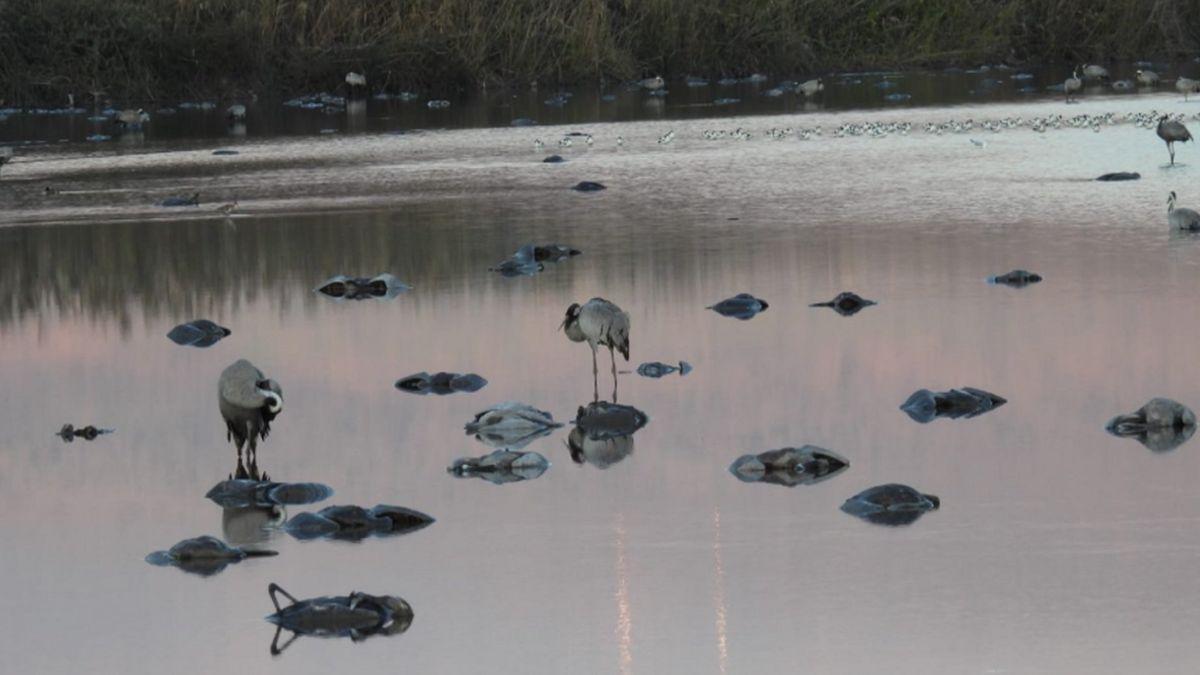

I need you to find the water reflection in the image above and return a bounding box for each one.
[567,401,648,470]
[266,583,413,656]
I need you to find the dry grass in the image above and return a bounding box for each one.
[0,0,1196,103]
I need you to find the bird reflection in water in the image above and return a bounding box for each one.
[206,459,334,545]
[568,400,648,469]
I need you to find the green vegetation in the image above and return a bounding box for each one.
[0,0,1196,103]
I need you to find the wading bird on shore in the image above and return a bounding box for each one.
[1136,69,1159,86]
[1082,64,1109,80]
[1177,76,1199,101]
[1064,69,1082,102]
[561,298,630,401]
[1157,115,1191,165]
[1168,191,1200,230]
[218,359,283,465]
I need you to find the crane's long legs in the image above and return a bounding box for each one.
[592,347,599,402]
[609,347,618,402]
[1169,142,1175,166]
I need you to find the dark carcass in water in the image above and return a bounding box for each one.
[841,484,940,526]
[707,293,769,320]
[464,402,564,450]
[57,423,113,442]
[206,479,334,509]
[448,449,550,484]
[1106,397,1197,452]
[395,371,488,395]
[729,446,849,487]
[988,269,1042,288]
[900,387,1006,423]
[146,535,277,576]
[315,273,411,300]
[636,361,693,378]
[266,583,413,655]
[167,319,231,347]
[809,291,877,316]
[285,504,435,541]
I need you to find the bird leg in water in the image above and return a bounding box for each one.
[592,347,600,402]
[609,346,619,402]
[1170,142,1176,166]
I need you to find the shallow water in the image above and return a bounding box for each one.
[4,90,1200,673]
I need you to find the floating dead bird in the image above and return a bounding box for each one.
[266,583,413,656]
[729,446,849,487]
[490,244,544,277]
[532,243,582,262]
[285,504,435,541]
[448,449,550,484]
[145,535,277,576]
[707,293,769,320]
[635,361,692,378]
[572,181,607,192]
[56,423,112,442]
[1095,171,1140,181]
[810,292,877,316]
[167,319,231,347]
[160,192,200,207]
[206,479,334,509]
[901,387,1006,423]
[315,274,411,300]
[1106,397,1197,452]
[464,402,563,450]
[568,401,648,469]
[988,269,1042,287]
[543,154,565,163]
[841,484,940,526]
[396,371,487,395]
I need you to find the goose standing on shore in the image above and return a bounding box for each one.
[561,298,630,401]
[1168,192,1200,230]
[1157,115,1192,165]
[218,359,283,464]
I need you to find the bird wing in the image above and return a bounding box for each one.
[220,359,270,409]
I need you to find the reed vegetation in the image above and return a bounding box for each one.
[0,0,1196,103]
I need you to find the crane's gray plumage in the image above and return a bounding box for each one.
[561,298,630,400]
[1063,69,1082,102]
[219,359,283,462]
[1157,115,1192,165]
[1168,192,1200,230]
[1082,64,1109,80]
[1177,76,1200,101]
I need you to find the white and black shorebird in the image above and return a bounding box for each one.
[1168,191,1200,230]
[218,359,283,464]
[561,298,630,401]
[1157,115,1192,165]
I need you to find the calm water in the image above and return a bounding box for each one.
[4,89,1200,673]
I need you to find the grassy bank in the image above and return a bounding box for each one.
[0,0,1196,104]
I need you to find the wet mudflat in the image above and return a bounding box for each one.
[3,92,1200,673]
